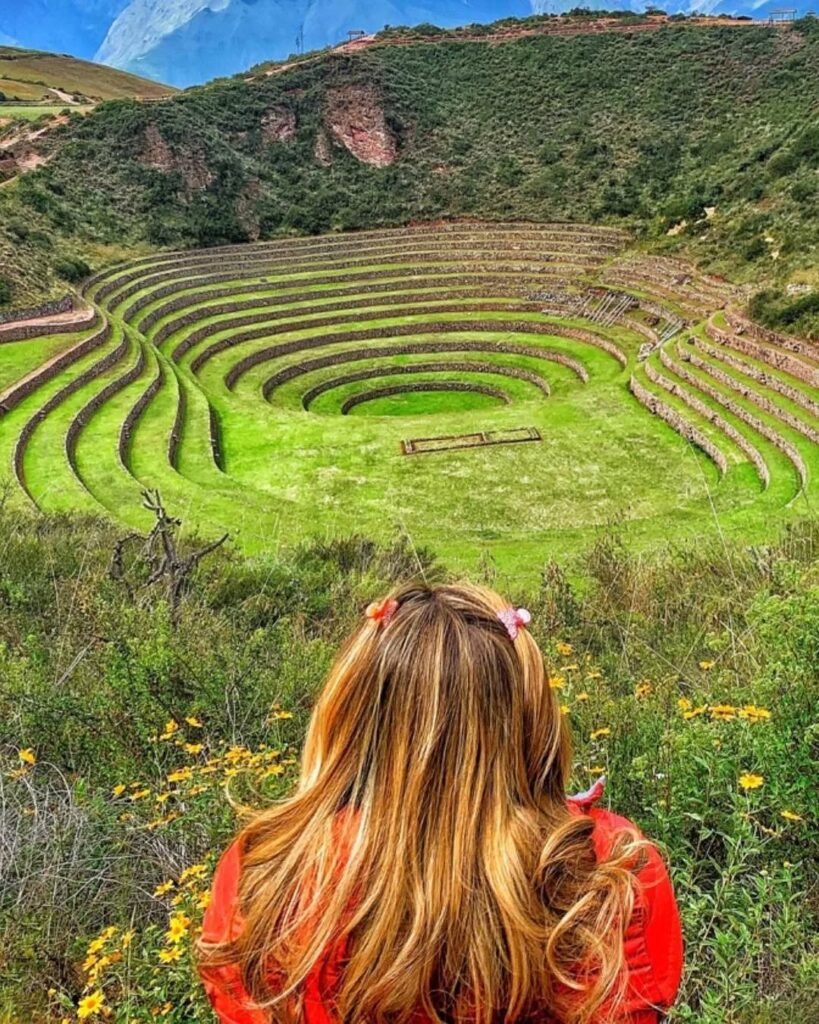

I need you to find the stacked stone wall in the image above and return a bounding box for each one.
[628,376,727,475]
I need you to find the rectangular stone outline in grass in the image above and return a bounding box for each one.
[401,426,541,455]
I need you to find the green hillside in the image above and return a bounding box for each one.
[0,45,176,101]
[1,18,818,333]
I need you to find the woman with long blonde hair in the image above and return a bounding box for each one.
[198,582,682,1023]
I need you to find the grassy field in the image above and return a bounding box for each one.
[0,103,92,121]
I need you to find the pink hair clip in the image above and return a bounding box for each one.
[365,597,399,629]
[497,607,531,641]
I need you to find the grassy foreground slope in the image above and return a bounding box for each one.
[1,507,817,1022]
[1,17,818,329]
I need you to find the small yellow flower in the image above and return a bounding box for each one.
[197,890,212,910]
[77,991,105,1019]
[589,728,611,740]
[185,716,203,728]
[677,697,693,713]
[131,788,151,801]
[86,936,106,956]
[575,692,590,702]
[556,642,573,657]
[549,676,565,689]
[121,929,135,949]
[699,660,715,671]
[180,863,207,883]
[739,772,764,791]
[710,704,736,721]
[585,765,605,774]
[183,742,204,755]
[559,704,570,716]
[585,670,602,680]
[635,681,652,699]
[163,719,179,736]
[273,710,294,720]
[19,748,37,766]
[683,705,708,720]
[158,946,183,964]
[739,704,771,722]
[166,911,191,944]
[780,810,804,822]
[112,784,126,797]
[167,767,193,784]
[154,880,175,897]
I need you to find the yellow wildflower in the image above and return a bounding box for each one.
[699,660,715,670]
[575,692,590,702]
[163,720,179,736]
[77,991,105,1019]
[780,810,804,822]
[185,716,203,728]
[585,670,602,680]
[677,697,693,713]
[167,767,193,784]
[683,705,707,720]
[739,772,764,791]
[158,946,183,964]
[739,705,771,722]
[585,765,605,774]
[86,936,106,956]
[710,704,736,721]
[635,682,652,699]
[154,880,175,897]
[549,676,565,689]
[273,711,294,721]
[19,748,37,766]
[559,704,570,716]
[180,863,207,883]
[589,728,611,740]
[166,912,191,944]
[197,890,212,910]
[556,642,573,657]
[121,929,135,949]
[130,788,151,801]
[183,742,204,755]
[112,784,126,797]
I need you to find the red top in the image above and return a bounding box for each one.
[199,786,683,1023]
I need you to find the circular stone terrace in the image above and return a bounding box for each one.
[1,221,817,576]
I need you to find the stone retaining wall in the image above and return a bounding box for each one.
[705,319,819,388]
[209,405,224,471]
[726,309,817,358]
[220,326,591,388]
[628,376,727,475]
[341,380,510,415]
[152,293,543,347]
[0,306,99,344]
[691,337,819,420]
[659,347,807,489]
[167,302,548,359]
[681,346,819,445]
[645,360,768,487]
[0,321,112,416]
[168,376,187,470]
[66,341,147,473]
[119,359,165,465]
[296,360,551,407]
[0,295,73,325]
[13,330,128,504]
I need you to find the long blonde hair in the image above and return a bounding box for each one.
[199,582,643,1023]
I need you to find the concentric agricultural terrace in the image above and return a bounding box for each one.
[1,222,817,572]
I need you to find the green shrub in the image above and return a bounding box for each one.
[53,255,91,282]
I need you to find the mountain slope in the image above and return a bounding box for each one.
[2,18,818,332]
[0,46,176,101]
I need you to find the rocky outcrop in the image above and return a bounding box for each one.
[140,124,214,192]
[261,106,296,144]
[321,84,398,168]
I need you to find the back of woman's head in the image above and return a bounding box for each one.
[199,582,642,1024]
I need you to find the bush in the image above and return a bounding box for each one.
[53,255,91,283]
[0,276,11,304]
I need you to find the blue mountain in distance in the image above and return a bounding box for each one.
[1,1,815,88]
